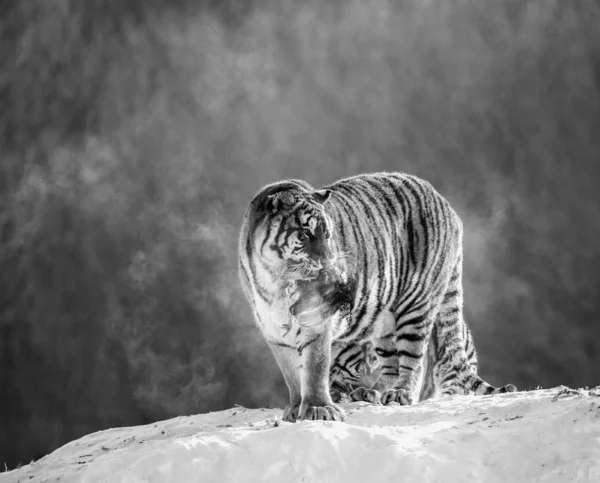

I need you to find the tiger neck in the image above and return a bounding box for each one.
[253,250,293,296]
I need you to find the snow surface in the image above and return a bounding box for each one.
[3,386,600,483]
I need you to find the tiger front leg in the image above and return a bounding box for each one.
[347,336,401,405]
[360,311,432,406]
[348,314,407,405]
[369,337,417,406]
[268,343,302,422]
[297,324,346,422]
[382,315,434,406]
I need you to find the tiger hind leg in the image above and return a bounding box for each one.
[435,359,517,396]
[450,324,517,395]
[431,258,517,397]
[428,326,518,398]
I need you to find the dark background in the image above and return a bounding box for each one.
[1,0,599,470]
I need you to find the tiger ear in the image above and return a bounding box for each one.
[312,189,331,204]
[266,191,295,213]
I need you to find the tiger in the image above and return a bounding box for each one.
[238,172,516,422]
[329,317,515,404]
[329,341,382,403]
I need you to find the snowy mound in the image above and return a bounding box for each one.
[3,387,600,483]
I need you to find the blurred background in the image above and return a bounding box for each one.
[1,0,599,469]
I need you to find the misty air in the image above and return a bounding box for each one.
[1,0,599,481]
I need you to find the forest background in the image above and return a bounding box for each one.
[1,0,599,469]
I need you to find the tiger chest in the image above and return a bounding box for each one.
[254,293,350,348]
[253,294,303,345]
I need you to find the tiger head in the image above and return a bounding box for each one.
[255,184,336,279]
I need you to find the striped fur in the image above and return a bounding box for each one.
[329,342,382,403]
[238,172,515,422]
[331,319,516,403]
[330,253,517,403]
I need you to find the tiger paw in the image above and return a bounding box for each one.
[496,384,518,393]
[349,386,381,404]
[330,384,353,404]
[298,402,346,421]
[381,388,413,406]
[484,383,518,395]
[283,403,301,422]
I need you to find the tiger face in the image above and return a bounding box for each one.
[262,188,335,278]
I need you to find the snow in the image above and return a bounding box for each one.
[3,387,600,483]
